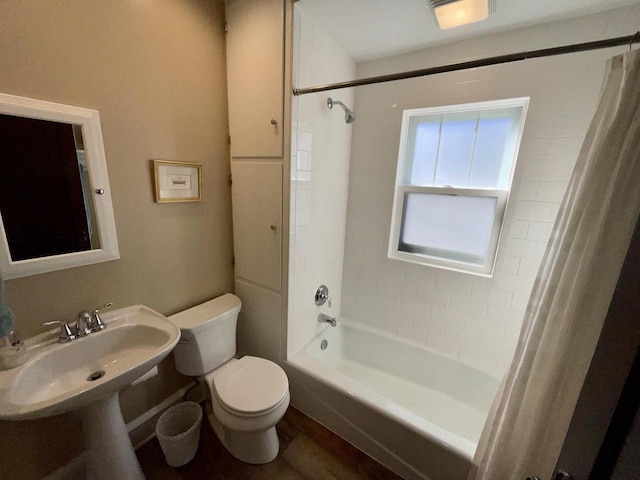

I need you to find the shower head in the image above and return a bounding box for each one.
[327,97,356,124]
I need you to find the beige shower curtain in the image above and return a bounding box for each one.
[472,48,640,480]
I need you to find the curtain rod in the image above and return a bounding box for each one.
[292,32,640,96]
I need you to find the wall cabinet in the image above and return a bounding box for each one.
[226,0,284,158]
[231,161,282,291]
[226,0,289,362]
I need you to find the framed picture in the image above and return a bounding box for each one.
[152,160,202,203]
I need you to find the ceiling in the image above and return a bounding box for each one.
[297,0,640,62]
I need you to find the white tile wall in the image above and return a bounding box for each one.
[288,6,356,356]
[341,6,640,377]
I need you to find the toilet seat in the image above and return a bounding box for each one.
[208,356,289,416]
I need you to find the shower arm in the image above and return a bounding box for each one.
[327,97,356,123]
[327,98,346,110]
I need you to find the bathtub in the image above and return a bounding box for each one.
[284,318,501,480]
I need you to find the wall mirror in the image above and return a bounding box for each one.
[0,93,119,279]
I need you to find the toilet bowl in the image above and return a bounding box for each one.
[169,294,290,464]
[204,356,289,464]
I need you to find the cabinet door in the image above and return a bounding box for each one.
[231,161,282,290]
[226,0,284,158]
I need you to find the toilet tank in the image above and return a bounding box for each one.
[169,294,242,376]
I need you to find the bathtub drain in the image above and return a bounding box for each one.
[320,339,328,350]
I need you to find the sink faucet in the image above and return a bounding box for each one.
[41,320,77,343]
[88,302,114,332]
[318,313,337,327]
[76,311,93,337]
[41,302,114,343]
[77,302,113,334]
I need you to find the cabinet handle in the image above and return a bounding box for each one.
[270,119,278,125]
[270,224,277,231]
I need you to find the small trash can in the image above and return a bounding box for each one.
[156,401,203,467]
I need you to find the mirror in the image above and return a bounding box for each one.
[0,93,119,279]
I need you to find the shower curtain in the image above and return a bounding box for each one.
[472,48,640,480]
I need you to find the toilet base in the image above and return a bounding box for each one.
[207,410,280,464]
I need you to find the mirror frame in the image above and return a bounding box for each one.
[0,93,119,279]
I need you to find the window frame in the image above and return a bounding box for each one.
[388,97,529,277]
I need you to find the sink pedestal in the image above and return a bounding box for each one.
[82,392,144,480]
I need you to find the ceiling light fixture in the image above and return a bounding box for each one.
[430,0,490,30]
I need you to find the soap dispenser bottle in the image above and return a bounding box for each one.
[0,270,28,369]
[0,329,28,369]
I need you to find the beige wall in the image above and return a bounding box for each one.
[0,1,232,478]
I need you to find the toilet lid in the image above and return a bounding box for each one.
[213,356,289,414]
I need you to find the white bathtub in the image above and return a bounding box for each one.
[285,318,501,480]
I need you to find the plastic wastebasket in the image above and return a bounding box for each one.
[155,401,203,467]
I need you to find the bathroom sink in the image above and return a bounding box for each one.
[0,305,180,420]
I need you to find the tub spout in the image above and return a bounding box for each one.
[318,313,337,327]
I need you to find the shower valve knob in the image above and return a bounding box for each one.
[315,285,331,308]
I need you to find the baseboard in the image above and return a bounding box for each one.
[128,382,199,448]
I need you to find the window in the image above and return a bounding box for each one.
[389,98,529,276]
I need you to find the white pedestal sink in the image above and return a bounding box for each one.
[0,305,180,479]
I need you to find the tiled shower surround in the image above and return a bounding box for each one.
[291,5,638,376]
[288,7,355,355]
[341,9,634,376]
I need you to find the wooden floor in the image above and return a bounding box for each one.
[137,406,403,480]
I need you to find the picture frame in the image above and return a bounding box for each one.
[152,160,202,203]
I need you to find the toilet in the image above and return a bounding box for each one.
[169,293,290,464]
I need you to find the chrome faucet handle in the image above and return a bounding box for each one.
[76,311,92,337]
[42,320,77,343]
[315,285,332,308]
[91,302,113,332]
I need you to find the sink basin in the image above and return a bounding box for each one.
[0,305,179,420]
[11,324,167,410]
